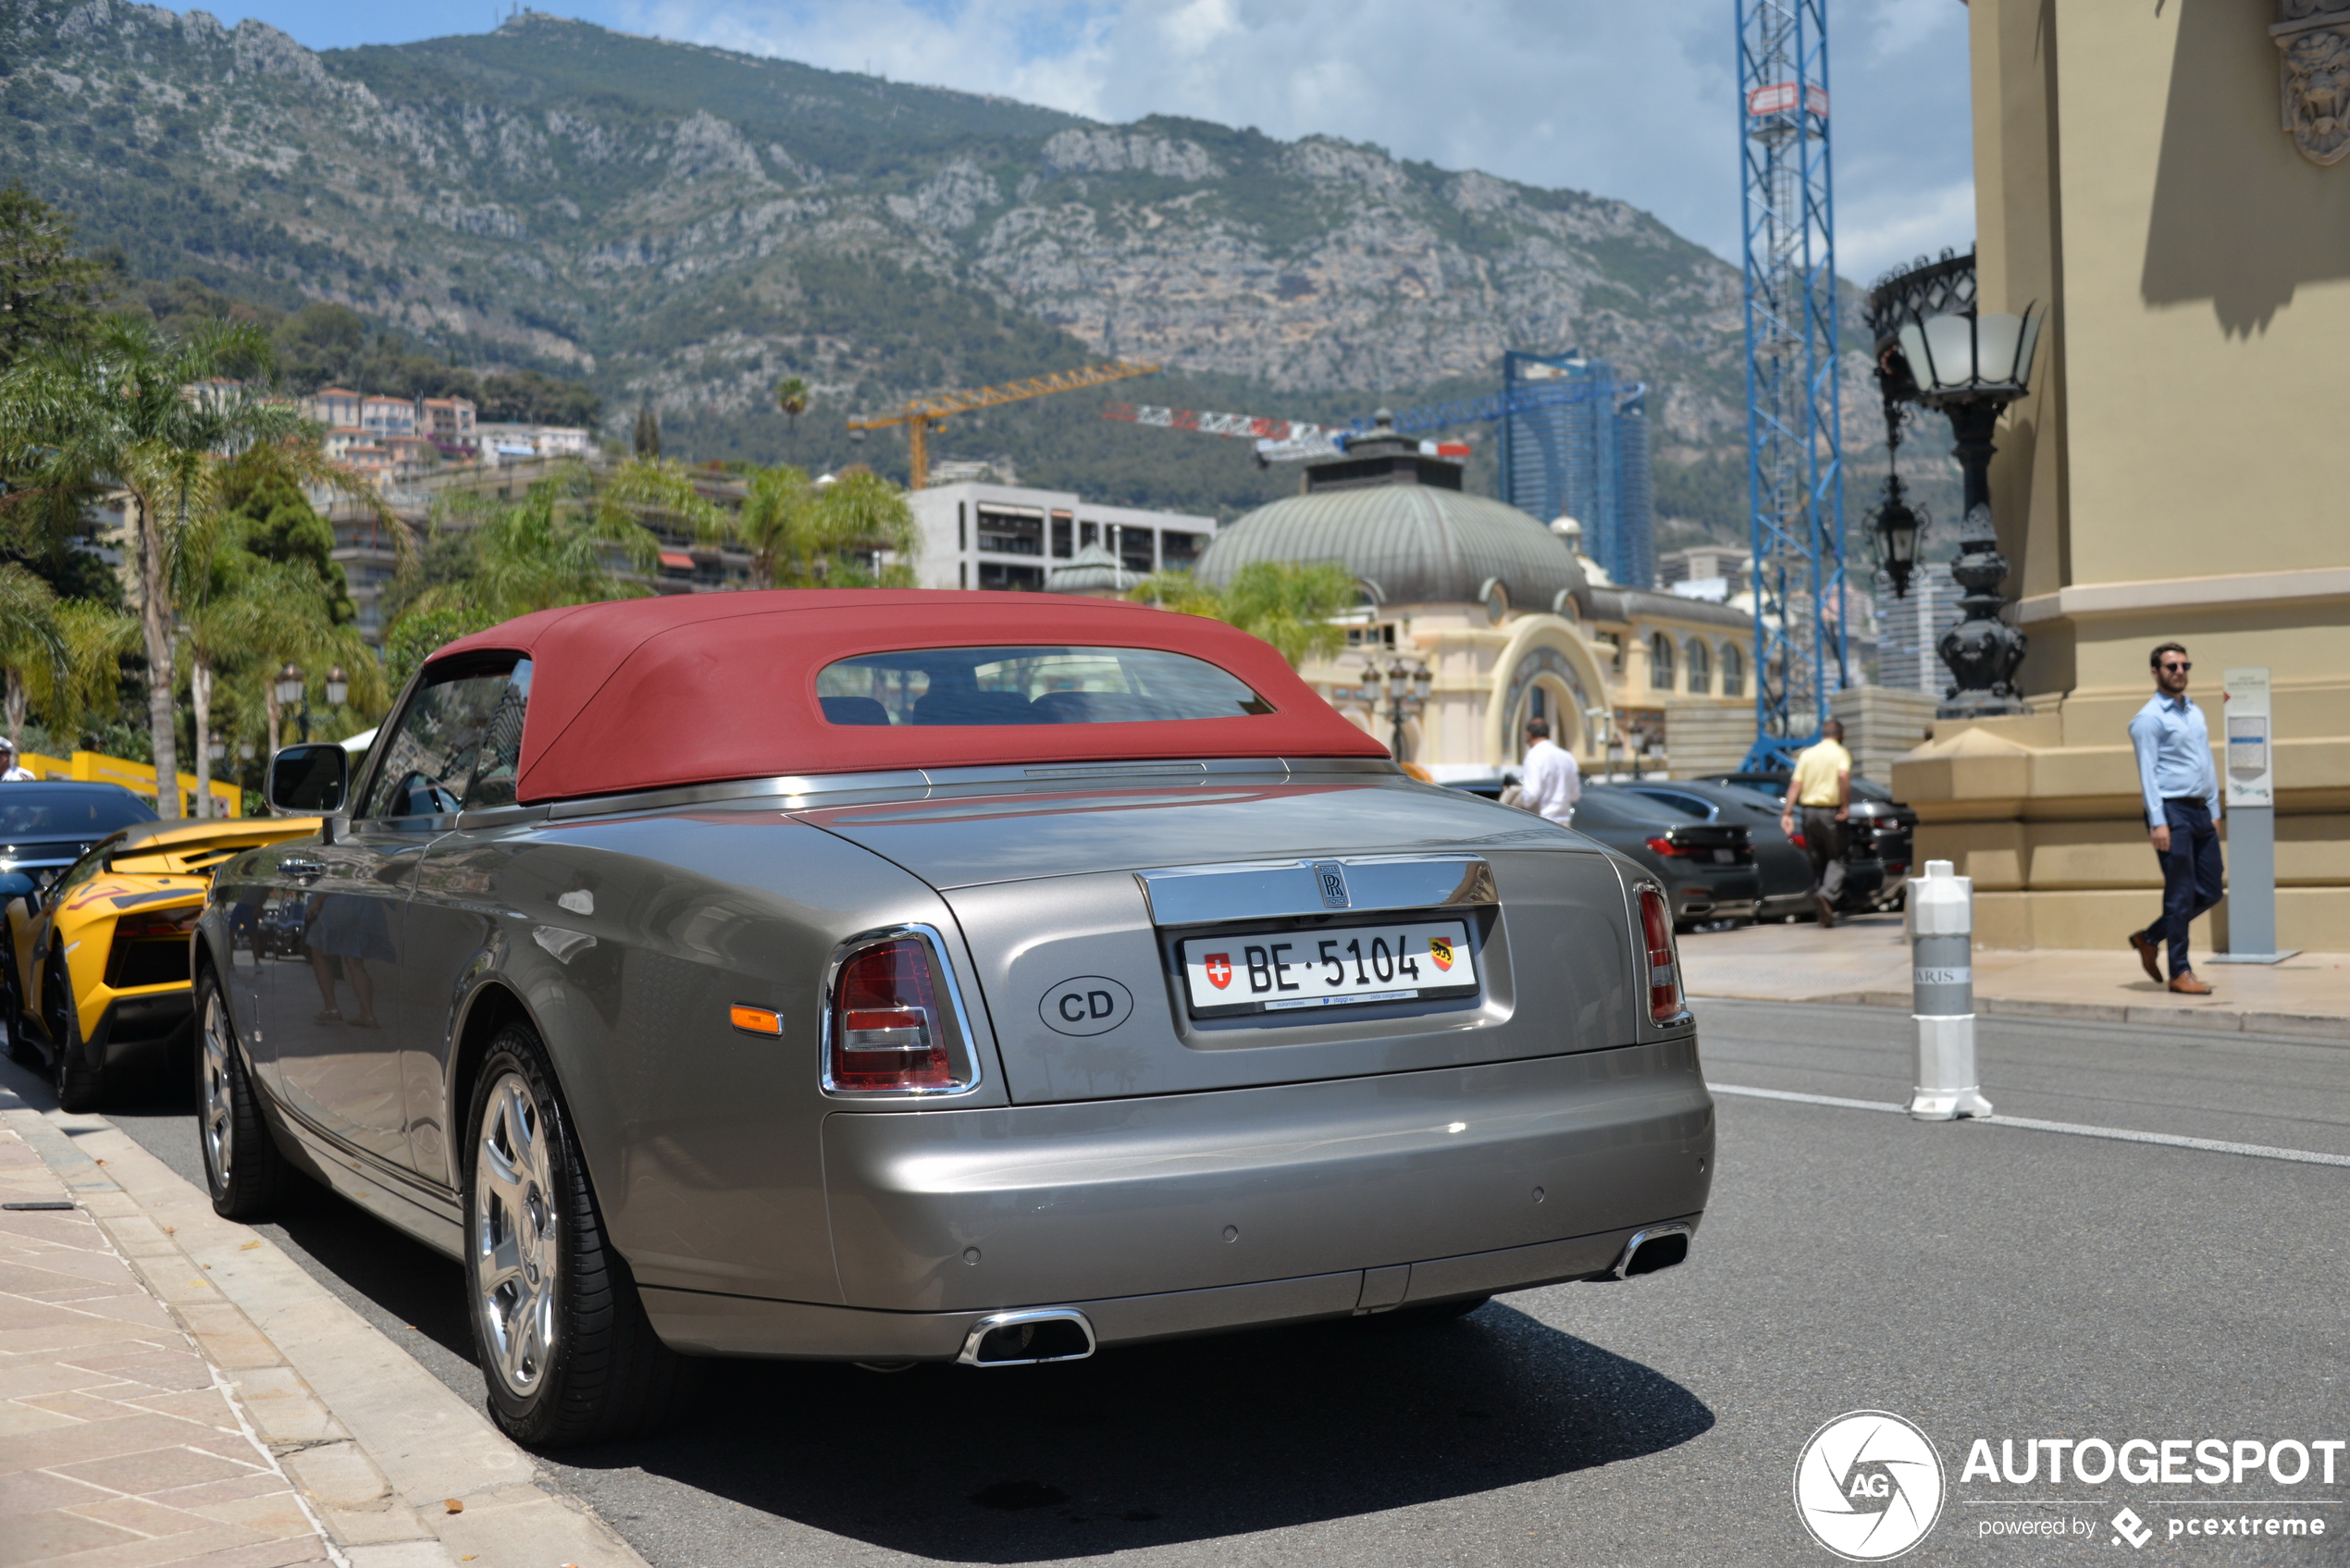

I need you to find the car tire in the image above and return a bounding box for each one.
[46,954,104,1114]
[196,968,288,1219]
[464,1022,689,1448]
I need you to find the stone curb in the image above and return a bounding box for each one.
[0,1075,649,1568]
[1694,988,2347,1041]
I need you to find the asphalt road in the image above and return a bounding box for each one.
[86,999,2350,1567]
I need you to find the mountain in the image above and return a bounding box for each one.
[0,3,1915,535]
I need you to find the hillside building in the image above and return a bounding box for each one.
[903,482,1214,594]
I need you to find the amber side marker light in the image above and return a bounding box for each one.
[730,1004,785,1037]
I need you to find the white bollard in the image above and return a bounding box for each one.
[1906,859,1992,1120]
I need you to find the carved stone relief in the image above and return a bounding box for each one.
[2275,1,2350,166]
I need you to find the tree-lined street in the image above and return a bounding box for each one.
[79,998,2347,1567]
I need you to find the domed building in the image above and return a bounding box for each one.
[1196,420,1755,775]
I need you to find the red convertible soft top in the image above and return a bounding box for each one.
[429,590,1391,803]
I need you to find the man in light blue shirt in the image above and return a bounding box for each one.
[2125,642,2222,993]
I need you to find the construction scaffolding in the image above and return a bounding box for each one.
[1738,0,1847,766]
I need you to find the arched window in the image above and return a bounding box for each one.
[1649,631,1676,691]
[1686,638,1712,695]
[1721,642,1746,698]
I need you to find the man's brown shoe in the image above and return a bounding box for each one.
[2168,972,2213,995]
[2128,931,2162,983]
[1814,893,1836,930]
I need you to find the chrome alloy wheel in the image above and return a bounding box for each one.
[474,1071,560,1397]
[200,989,235,1182]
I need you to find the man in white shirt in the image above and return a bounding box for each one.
[0,740,31,782]
[1517,719,1581,826]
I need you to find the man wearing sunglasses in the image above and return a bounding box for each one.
[2126,642,2222,994]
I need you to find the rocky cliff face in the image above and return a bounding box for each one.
[2,3,1885,501]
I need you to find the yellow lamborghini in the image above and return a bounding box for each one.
[4,815,316,1111]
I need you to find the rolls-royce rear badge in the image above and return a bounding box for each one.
[1312,860,1351,909]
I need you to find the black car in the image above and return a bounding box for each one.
[0,784,157,888]
[1450,777,1762,931]
[1619,778,1885,920]
[1695,771,1915,904]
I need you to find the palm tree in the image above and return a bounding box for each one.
[0,564,62,751]
[774,376,810,445]
[32,599,139,751]
[0,315,303,816]
[241,561,379,759]
[416,457,718,623]
[1128,560,1357,668]
[784,468,917,587]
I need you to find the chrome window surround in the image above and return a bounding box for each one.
[817,922,987,1100]
[956,1308,1097,1367]
[1137,855,1498,929]
[530,756,1406,822]
[1629,877,1693,1030]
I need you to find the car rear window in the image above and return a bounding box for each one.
[816,647,1276,726]
[0,787,156,836]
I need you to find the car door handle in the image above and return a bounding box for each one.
[278,858,325,881]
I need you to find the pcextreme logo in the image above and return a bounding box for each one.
[1794,1411,1947,1562]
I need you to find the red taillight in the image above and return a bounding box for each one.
[1643,835,1694,858]
[828,936,960,1093]
[116,907,200,940]
[1637,886,1684,1024]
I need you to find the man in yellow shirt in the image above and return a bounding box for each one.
[1778,719,1853,929]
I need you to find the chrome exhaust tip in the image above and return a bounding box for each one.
[1611,1222,1692,1280]
[957,1308,1097,1367]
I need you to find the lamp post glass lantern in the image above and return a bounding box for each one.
[326,666,349,708]
[277,664,311,744]
[1890,306,2041,718]
[1369,657,1430,763]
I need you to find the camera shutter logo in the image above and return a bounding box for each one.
[1792,1411,1946,1561]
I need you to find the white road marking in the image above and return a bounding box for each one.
[1708,1082,2350,1169]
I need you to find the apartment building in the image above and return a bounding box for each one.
[905,481,1214,593]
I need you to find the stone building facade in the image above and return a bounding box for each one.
[1889,1,2350,950]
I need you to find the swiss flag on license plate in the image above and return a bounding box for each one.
[1204,954,1232,989]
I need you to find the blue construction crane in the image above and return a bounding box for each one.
[1737,0,1847,772]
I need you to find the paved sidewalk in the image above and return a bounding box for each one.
[0,1066,650,1568]
[0,1110,330,1568]
[1678,913,2349,1036]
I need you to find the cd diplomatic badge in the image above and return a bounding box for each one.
[1793,1411,1947,1561]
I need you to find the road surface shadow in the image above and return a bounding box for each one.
[564,1301,1713,1562]
[68,1055,1714,1561]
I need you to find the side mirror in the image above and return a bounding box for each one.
[267,744,349,815]
[0,871,32,900]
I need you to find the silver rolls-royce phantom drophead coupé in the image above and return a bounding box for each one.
[201,590,1713,1445]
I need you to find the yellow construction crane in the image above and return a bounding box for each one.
[847,362,1161,489]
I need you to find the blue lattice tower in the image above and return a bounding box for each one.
[1738,0,1847,769]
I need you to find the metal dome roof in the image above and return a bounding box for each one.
[1196,479,1589,611]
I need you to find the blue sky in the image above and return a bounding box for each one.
[167,0,1975,280]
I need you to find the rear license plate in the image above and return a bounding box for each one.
[1713,848,1737,864]
[1179,920,1478,1016]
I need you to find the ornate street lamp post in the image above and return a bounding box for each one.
[276,663,309,744]
[1370,657,1431,762]
[1894,306,2042,719]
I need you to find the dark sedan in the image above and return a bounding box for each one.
[1617,779,1886,920]
[0,784,157,887]
[1449,779,1762,932]
[1694,772,1915,907]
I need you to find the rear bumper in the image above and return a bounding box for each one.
[638,1040,1713,1357]
[642,1215,1703,1361]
